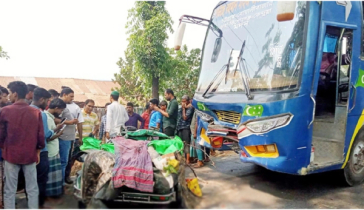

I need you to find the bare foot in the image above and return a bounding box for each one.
[63,186,73,195]
[190,157,198,164]
[210,150,217,157]
[193,161,204,168]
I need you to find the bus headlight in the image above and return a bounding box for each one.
[245,114,293,133]
[195,110,214,122]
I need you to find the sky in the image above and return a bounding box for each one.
[0,0,218,81]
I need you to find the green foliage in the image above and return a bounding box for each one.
[164,45,201,99]
[0,46,9,59]
[114,45,201,106]
[113,2,201,106]
[125,1,173,98]
[113,51,150,107]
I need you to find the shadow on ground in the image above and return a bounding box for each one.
[187,151,364,209]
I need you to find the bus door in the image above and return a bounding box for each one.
[311,5,360,169]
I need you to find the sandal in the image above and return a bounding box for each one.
[193,161,204,168]
[190,157,198,164]
[210,150,217,157]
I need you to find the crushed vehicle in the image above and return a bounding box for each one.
[73,128,201,208]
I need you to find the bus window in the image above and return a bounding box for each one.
[338,35,352,105]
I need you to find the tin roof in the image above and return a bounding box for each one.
[0,77,126,107]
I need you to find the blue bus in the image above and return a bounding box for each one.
[174,1,364,185]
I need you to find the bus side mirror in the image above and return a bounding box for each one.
[277,1,296,22]
[174,23,186,51]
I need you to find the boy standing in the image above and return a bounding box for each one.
[0,81,45,209]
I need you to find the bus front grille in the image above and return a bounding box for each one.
[214,110,241,124]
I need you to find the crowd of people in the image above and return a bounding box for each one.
[0,81,92,209]
[0,81,211,209]
[128,89,212,168]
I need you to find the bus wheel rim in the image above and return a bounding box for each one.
[352,141,364,173]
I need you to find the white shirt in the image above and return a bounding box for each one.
[67,102,85,123]
[106,101,129,136]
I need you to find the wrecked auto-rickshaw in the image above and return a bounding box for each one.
[73,128,202,208]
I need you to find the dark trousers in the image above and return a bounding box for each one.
[205,147,211,159]
[65,139,81,179]
[178,128,191,154]
[36,151,49,207]
[164,127,175,137]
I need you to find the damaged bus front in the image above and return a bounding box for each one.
[175,1,364,185]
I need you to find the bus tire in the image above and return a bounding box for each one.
[344,136,364,186]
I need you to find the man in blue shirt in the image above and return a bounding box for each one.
[31,88,63,208]
[149,98,163,132]
[148,99,164,132]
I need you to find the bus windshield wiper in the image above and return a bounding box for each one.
[233,40,246,76]
[202,50,233,98]
[234,40,253,100]
[240,58,253,100]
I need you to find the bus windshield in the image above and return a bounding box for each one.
[197,1,307,94]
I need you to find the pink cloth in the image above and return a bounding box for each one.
[112,137,153,192]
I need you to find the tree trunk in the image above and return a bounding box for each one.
[152,76,159,99]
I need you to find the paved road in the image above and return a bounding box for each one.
[17,150,364,209]
[189,151,364,209]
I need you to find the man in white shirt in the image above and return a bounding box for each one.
[67,102,85,138]
[106,91,129,139]
[58,87,84,185]
[58,88,80,186]
[65,101,84,185]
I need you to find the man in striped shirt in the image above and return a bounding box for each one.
[78,99,100,139]
[66,99,100,185]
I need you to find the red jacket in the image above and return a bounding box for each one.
[0,101,45,164]
[141,111,151,129]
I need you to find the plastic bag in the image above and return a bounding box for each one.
[187,178,202,197]
[126,129,170,140]
[148,146,160,160]
[101,143,115,154]
[80,137,114,154]
[147,136,184,155]
[80,137,101,151]
[162,172,174,188]
[152,153,175,171]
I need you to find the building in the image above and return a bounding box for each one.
[0,76,126,107]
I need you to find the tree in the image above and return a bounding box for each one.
[113,51,150,107]
[0,46,9,59]
[126,1,173,99]
[164,45,201,99]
